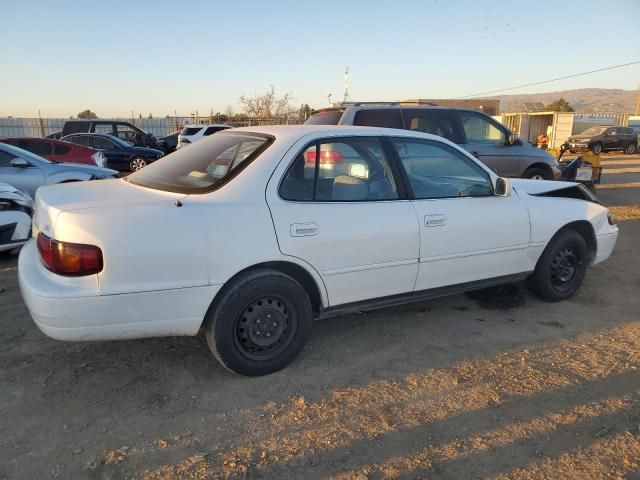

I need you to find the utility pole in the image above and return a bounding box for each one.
[343,66,351,104]
[635,83,640,116]
[327,93,333,106]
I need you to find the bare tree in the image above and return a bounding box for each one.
[224,104,234,117]
[239,86,296,119]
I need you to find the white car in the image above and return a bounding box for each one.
[0,183,32,253]
[18,126,618,376]
[177,124,231,149]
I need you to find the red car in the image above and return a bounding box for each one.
[0,137,105,167]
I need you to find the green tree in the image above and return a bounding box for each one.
[545,98,574,112]
[77,109,98,119]
[299,103,312,121]
[148,113,153,119]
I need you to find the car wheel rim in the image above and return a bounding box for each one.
[531,174,544,180]
[132,159,146,170]
[627,145,636,154]
[550,246,582,291]
[593,145,601,154]
[234,297,296,361]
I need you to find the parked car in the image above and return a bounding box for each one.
[61,120,158,148]
[0,137,106,167]
[45,131,63,140]
[62,133,164,171]
[0,182,32,253]
[565,126,638,155]
[306,105,562,180]
[177,124,231,149]
[157,131,180,154]
[18,126,618,376]
[0,142,117,198]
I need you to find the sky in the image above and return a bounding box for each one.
[1,0,639,118]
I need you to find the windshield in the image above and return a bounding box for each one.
[578,126,607,136]
[127,132,273,193]
[103,134,134,148]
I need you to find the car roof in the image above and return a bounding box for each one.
[227,124,457,144]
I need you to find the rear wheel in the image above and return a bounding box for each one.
[205,269,312,376]
[527,229,589,302]
[624,143,637,155]
[129,157,147,171]
[523,167,550,180]
[591,143,603,155]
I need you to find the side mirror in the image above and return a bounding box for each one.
[494,177,510,196]
[10,158,29,168]
[506,133,517,146]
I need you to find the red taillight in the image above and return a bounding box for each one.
[305,150,344,165]
[37,233,103,276]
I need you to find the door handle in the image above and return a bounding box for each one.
[290,222,319,237]
[424,214,447,227]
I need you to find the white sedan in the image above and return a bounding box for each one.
[18,126,618,376]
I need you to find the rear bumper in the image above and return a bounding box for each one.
[593,229,618,265]
[18,241,219,341]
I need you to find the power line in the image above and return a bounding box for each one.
[456,61,640,98]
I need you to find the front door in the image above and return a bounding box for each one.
[457,110,522,178]
[388,137,531,291]
[267,135,420,307]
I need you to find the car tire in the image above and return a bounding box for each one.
[129,157,147,171]
[523,167,550,180]
[624,143,637,155]
[527,228,589,302]
[205,269,312,376]
[591,143,603,155]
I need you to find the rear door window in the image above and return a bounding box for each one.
[115,125,139,142]
[93,137,117,150]
[280,137,399,202]
[94,124,115,135]
[66,135,92,147]
[402,109,464,143]
[353,109,404,129]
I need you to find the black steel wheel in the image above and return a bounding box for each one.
[591,143,603,155]
[527,228,588,302]
[625,143,637,155]
[205,269,312,376]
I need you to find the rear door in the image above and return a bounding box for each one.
[401,108,464,144]
[267,135,420,306]
[388,136,531,290]
[457,111,522,177]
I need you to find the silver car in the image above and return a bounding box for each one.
[306,105,562,180]
[0,142,117,198]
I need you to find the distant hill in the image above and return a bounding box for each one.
[491,88,637,113]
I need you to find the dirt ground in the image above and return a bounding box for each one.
[1,154,639,480]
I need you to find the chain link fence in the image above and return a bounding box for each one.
[0,116,303,138]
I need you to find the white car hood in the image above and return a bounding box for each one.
[510,179,578,195]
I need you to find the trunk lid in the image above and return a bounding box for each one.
[33,178,186,237]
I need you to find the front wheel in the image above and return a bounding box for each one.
[591,143,603,155]
[624,143,637,155]
[523,167,550,180]
[129,157,147,171]
[205,269,312,376]
[527,229,589,302]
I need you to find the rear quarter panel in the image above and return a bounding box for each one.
[54,202,209,295]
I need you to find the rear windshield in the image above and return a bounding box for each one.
[181,127,203,136]
[305,110,344,125]
[127,132,273,193]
